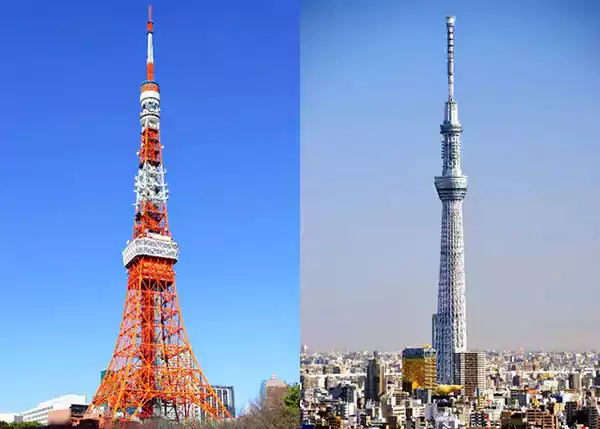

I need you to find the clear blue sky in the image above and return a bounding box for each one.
[301,0,600,352]
[0,0,298,414]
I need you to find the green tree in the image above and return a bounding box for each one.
[283,384,300,410]
[8,422,42,429]
[182,398,300,429]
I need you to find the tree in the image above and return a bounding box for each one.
[176,399,299,429]
[0,422,43,429]
[283,384,300,411]
[112,394,303,429]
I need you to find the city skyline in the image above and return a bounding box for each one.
[301,348,600,427]
[301,0,599,352]
[302,347,600,355]
[0,0,299,413]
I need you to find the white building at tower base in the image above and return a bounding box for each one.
[0,394,87,425]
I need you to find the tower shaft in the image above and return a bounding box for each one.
[87,8,230,422]
[433,16,468,385]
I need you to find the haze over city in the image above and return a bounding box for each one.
[301,0,600,352]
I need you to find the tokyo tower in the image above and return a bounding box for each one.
[86,7,231,422]
[432,16,468,385]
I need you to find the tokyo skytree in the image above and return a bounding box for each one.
[433,16,468,385]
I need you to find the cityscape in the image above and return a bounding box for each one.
[299,4,599,429]
[0,376,294,426]
[300,348,600,428]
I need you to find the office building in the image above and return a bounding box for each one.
[265,378,288,404]
[402,346,437,393]
[212,386,236,418]
[568,372,582,390]
[525,409,557,429]
[564,401,578,426]
[260,379,268,399]
[584,404,599,429]
[47,404,88,426]
[198,385,236,420]
[454,352,485,396]
[365,351,385,402]
[18,395,88,426]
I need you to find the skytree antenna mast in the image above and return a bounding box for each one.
[433,16,468,385]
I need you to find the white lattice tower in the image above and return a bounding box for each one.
[433,16,468,385]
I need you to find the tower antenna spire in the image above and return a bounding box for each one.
[446,16,455,101]
[146,5,154,81]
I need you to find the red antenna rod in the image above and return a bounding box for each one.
[146,5,154,80]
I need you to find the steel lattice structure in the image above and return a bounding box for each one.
[86,7,231,423]
[433,16,468,385]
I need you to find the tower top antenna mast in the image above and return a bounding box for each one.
[146,5,155,81]
[446,16,455,101]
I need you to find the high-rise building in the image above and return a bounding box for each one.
[433,16,469,385]
[584,403,599,429]
[100,369,111,384]
[512,375,521,387]
[565,401,578,426]
[265,378,288,404]
[211,386,236,418]
[402,346,437,393]
[454,352,485,397]
[261,373,285,402]
[260,379,268,399]
[365,351,385,402]
[569,372,582,390]
[340,384,357,405]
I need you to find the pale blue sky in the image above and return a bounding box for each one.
[301,0,600,352]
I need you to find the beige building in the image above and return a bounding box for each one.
[525,409,558,429]
[265,378,288,404]
[454,352,486,397]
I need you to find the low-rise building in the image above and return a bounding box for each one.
[18,394,87,425]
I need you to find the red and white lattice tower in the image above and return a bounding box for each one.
[86,7,231,423]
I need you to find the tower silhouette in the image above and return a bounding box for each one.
[86,7,230,422]
[433,16,469,385]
